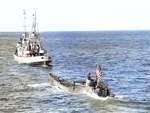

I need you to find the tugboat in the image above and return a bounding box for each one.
[49,64,115,97]
[14,10,52,67]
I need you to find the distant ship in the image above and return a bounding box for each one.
[14,10,52,67]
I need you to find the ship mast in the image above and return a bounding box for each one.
[34,11,36,33]
[32,11,36,33]
[32,11,42,50]
[23,10,27,38]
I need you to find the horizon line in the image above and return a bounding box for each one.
[0,29,150,32]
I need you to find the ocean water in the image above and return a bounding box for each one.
[0,31,150,113]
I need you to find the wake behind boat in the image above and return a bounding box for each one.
[14,10,52,67]
[49,64,115,98]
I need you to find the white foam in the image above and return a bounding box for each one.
[113,95,132,102]
[27,83,50,87]
[82,90,108,100]
[87,93,108,100]
[116,95,124,99]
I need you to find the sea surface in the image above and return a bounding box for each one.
[0,30,150,113]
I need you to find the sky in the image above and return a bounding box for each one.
[0,0,150,31]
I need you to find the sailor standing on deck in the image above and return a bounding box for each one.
[85,72,92,93]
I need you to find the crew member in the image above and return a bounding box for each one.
[85,72,92,92]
